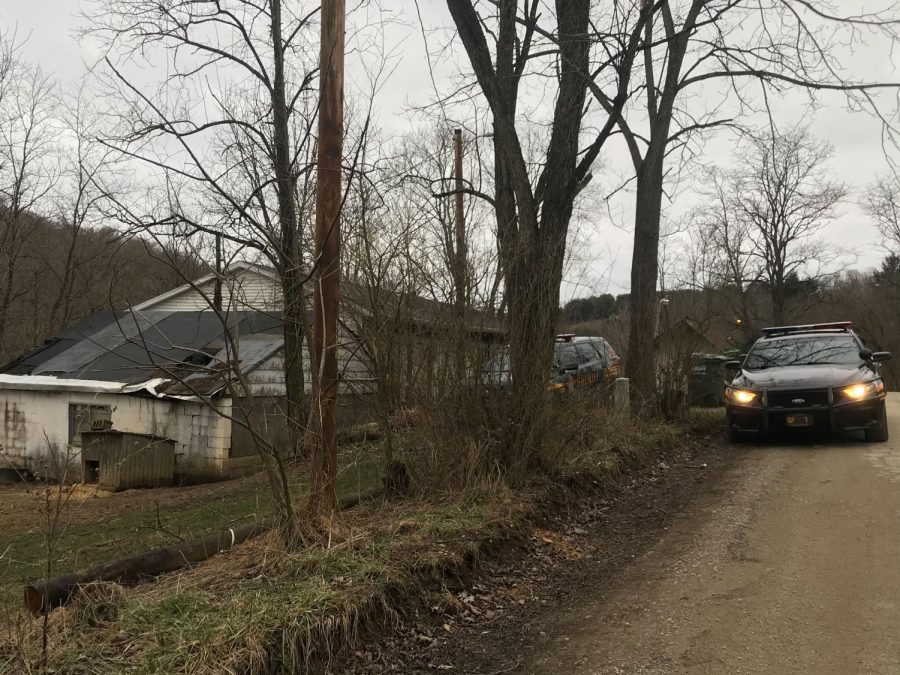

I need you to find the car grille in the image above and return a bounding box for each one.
[767,388,830,409]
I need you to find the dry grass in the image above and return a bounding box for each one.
[0,401,724,674]
[0,441,387,612]
[1,485,532,674]
[71,582,127,627]
[545,394,724,476]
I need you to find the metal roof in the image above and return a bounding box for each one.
[158,333,285,396]
[1,310,123,375]
[137,261,507,337]
[0,309,285,395]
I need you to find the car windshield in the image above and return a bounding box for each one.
[744,335,861,370]
[554,343,579,370]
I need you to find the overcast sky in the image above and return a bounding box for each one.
[5,0,898,301]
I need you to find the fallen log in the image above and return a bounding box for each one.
[337,421,381,444]
[25,519,272,615]
[24,488,385,615]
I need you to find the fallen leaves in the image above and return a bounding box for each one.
[533,528,582,560]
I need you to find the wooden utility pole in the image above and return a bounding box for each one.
[310,0,345,517]
[453,129,468,383]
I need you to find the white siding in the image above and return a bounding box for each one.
[247,351,289,396]
[338,331,376,395]
[0,389,234,480]
[148,271,281,312]
[246,327,376,396]
[229,271,281,311]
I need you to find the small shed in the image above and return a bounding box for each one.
[81,431,175,491]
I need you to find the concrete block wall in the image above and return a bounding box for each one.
[0,389,237,482]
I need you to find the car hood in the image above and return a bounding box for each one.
[732,364,876,390]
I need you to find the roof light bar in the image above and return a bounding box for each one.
[555,333,576,342]
[761,321,852,337]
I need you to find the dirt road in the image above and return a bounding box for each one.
[525,395,900,674]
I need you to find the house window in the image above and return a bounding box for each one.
[68,404,113,447]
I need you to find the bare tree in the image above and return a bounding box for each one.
[86,0,324,538]
[444,0,645,463]
[734,127,846,325]
[0,54,58,361]
[44,80,119,334]
[391,125,498,315]
[598,0,900,399]
[0,29,16,123]
[866,177,900,253]
[692,166,763,343]
[343,161,419,489]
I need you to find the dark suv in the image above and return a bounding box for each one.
[725,322,891,442]
[550,335,622,391]
[481,335,621,392]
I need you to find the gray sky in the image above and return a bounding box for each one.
[4,0,897,301]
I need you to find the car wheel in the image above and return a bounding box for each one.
[727,418,746,444]
[865,402,890,443]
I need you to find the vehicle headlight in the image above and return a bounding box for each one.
[841,379,884,400]
[726,387,760,406]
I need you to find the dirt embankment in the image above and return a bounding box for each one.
[339,430,733,674]
[345,397,900,674]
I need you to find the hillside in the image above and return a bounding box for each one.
[0,208,202,364]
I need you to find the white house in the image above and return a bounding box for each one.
[0,261,504,483]
[0,307,289,482]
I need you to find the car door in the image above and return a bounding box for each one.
[574,341,603,387]
[552,342,580,389]
[603,341,622,379]
[591,338,620,380]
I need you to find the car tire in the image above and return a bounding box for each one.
[727,418,746,444]
[865,402,890,443]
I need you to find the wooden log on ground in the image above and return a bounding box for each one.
[24,488,385,615]
[337,422,381,444]
[24,519,271,615]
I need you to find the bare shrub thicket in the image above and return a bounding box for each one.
[339,124,510,489]
[82,0,396,532]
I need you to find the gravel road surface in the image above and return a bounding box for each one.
[525,395,900,674]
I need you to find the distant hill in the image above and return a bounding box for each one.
[0,207,202,364]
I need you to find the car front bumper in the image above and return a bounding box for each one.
[726,395,885,435]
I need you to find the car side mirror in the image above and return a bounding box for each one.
[873,351,892,362]
[860,348,874,361]
[725,360,742,372]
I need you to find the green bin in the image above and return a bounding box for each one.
[689,354,730,407]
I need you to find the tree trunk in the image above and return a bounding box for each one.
[446,0,591,469]
[48,225,81,334]
[771,284,787,326]
[0,229,23,362]
[270,0,305,461]
[268,0,302,540]
[452,128,468,386]
[627,157,665,403]
[505,233,566,469]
